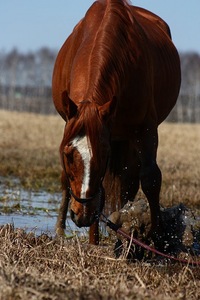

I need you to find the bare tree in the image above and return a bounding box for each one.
[0,47,199,121]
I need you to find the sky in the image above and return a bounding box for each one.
[1,0,200,54]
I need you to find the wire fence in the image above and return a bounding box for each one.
[0,85,199,123]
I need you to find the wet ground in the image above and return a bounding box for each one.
[0,176,86,236]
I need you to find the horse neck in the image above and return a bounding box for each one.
[85,0,136,104]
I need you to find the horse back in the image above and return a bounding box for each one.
[132,7,181,124]
[52,1,181,125]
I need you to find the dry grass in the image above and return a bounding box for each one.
[0,224,200,300]
[0,109,200,299]
[158,123,200,208]
[0,109,64,191]
[0,109,199,198]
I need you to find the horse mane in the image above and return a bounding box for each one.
[62,101,105,165]
[87,0,139,105]
[61,0,140,164]
[98,0,131,7]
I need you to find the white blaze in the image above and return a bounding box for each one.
[72,136,92,198]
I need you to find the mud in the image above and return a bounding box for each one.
[108,198,200,259]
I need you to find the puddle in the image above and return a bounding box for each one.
[0,177,87,236]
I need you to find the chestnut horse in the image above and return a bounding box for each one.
[52,0,181,248]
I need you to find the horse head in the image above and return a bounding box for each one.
[61,97,116,227]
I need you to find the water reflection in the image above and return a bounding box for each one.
[0,177,85,236]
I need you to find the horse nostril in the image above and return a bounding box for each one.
[70,209,95,227]
[70,209,82,227]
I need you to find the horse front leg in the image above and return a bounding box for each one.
[140,162,162,235]
[56,171,70,236]
[120,146,140,208]
[136,125,163,249]
[89,220,99,245]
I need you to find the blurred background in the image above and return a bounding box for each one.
[1,0,200,122]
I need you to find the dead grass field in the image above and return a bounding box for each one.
[0,109,199,206]
[0,109,64,191]
[0,224,200,300]
[158,122,200,208]
[0,109,200,299]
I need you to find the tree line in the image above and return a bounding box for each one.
[0,48,56,114]
[0,47,200,122]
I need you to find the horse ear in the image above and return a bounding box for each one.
[99,96,117,120]
[62,91,78,120]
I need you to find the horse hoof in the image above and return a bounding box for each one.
[56,227,65,237]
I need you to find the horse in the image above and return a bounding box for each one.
[52,0,181,249]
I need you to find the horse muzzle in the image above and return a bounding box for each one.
[70,186,105,227]
[70,210,96,227]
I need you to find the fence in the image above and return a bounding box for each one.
[0,85,199,123]
[0,85,56,115]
